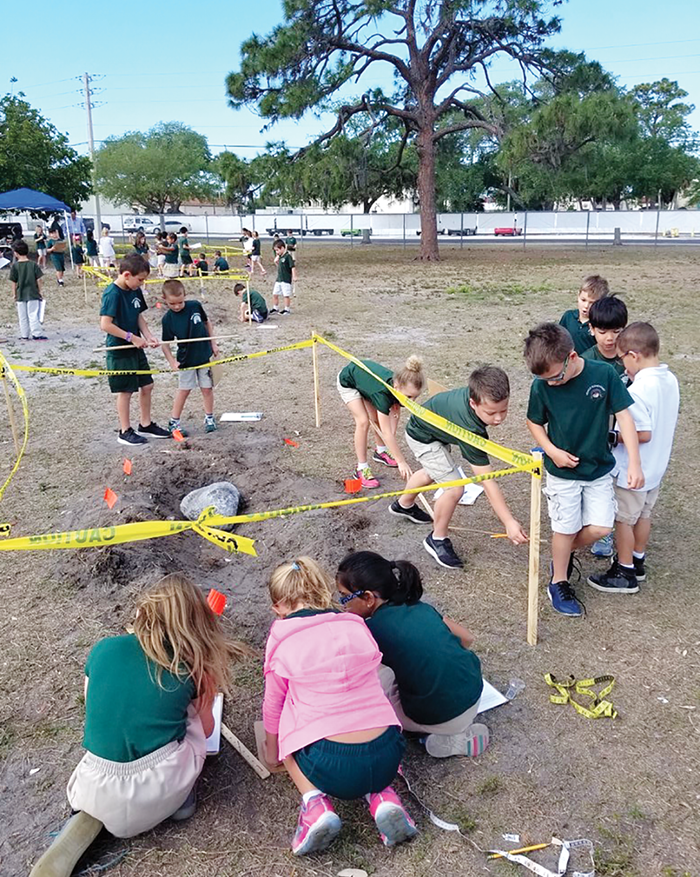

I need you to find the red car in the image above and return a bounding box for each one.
[494,226,522,236]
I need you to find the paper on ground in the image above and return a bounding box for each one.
[206,692,224,755]
[478,680,508,714]
[434,466,484,505]
[220,412,263,422]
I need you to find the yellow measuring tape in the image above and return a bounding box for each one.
[544,673,618,719]
[0,466,528,554]
[314,335,537,472]
[0,351,30,503]
[8,339,314,378]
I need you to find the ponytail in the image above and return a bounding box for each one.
[336,551,423,606]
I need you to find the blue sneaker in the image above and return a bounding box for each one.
[591,534,614,557]
[548,581,583,617]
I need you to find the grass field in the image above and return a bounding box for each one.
[0,244,698,876]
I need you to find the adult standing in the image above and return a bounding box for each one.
[64,209,87,240]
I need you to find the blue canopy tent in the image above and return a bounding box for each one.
[0,188,74,268]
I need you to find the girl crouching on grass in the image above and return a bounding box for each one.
[30,575,248,877]
[262,557,417,856]
[337,551,489,759]
[337,356,425,489]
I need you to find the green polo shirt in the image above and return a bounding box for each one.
[242,288,268,318]
[285,235,297,251]
[34,232,47,250]
[133,244,149,256]
[71,244,85,264]
[9,260,43,302]
[162,300,212,367]
[339,360,395,415]
[179,236,192,262]
[251,237,261,256]
[582,344,626,378]
[406,388,490,467]
[83,634,195,763]
[559,309,595,355]
[86,238,98,256]
[276,252,294,283]
[367,602,483,725]
[99,282,148,354]
[214,257,229,271]
[527,358,633,481]
[163,242,179,264]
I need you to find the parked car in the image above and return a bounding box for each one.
[122,217,191,235]
[341,227,371,237]
[446,227,477,236]
[494,226,522,236]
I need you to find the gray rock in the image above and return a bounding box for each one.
[180,482,241,531]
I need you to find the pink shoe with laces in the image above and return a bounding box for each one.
[366,786,418,847]
[291,793,341,856]
[356,466,380,489]
[373,449,398,468]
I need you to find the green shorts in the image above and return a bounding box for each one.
[106,348,154,394]
[293,726,404,800]
[50,253,65,271]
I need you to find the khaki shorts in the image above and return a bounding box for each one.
[543,472,615,535]
[405,434,461,483]
[163,262,179,278]
[67,705,206,838]
[337,372,362,405]
[178,366,213,390]
[614,483,660,525]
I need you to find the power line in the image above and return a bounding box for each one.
[583,38,700,50]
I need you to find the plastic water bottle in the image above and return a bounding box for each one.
[505,678,526,701]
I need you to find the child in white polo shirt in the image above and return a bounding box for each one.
[588,322,680,594]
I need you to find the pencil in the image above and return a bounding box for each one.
[488,842,550,860]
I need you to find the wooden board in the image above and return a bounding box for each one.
[254,720,286,773]
[210,360,224,387]
[427,377,448,396]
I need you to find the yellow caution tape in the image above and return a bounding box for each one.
[544,673,617,719]
[8,339,314,378]
[0,351,30,504]
[313,335,537,472]
[0,467,527,554]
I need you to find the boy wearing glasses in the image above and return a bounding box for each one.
[524,323,644,617]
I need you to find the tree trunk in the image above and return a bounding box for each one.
[416,126,439,260]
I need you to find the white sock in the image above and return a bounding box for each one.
[633,551,645,560]
[619,562,635,570]
[302,789,323,805]
[376,445,387,453]
[357,461,367,470]
[432,534,446,542]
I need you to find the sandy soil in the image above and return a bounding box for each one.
[0,243,698,877]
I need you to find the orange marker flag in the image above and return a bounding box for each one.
[172,429,185,442]
[123,459,133,476]
[103,487,118,509]
[283,438,299,448]
[207,589,227,615]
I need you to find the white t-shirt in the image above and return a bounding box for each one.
[613,364,679,491]
[99,236,115,258]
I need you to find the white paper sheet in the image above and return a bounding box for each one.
[433,466,484,505]
[477,679,508,713]
[206,692,224,755]
[220,412,263,422]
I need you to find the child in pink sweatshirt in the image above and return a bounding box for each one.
[262,557,417,856]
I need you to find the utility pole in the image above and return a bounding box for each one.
[84,73,102,235]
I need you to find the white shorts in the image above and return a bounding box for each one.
[178,366,213,390]
[163,263,179,278]
[405,434,461,484]
[543,472,616,535]
[250,255,261,263]
[66,705,206,838]
[337,372,362,405]
[273,281,292,299]
[99,255,114,268]
[157,254,166,267]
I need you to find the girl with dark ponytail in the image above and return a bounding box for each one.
[336,551,489,759]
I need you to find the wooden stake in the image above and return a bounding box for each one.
[220,722,270,779]
[312,334,321,428]
[83,271,88,304]
[247,278,252,326]
[527,450,543,646]
[92,333,239,352]
[2,373,20,455]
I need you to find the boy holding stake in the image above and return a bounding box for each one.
[392,366,528,570]
[99,254,171,447]
[161,279,220,435]
[234,282,268,323]
[588,322,680,594]
[9,240,46,340]
[524,323,644,617]
[559,275,609,355]
[270,239,297,315]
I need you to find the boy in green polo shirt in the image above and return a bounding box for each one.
[9,240,46,340]
[46,228,66,286]
[581,295,628,379]
[161,279,220,434]
[99,254,171,447]
[559,275,609,355]
[392,366,528,570]
[178,227,194,276]
[271,239,297,315]
[213,251,229,272]
[525,322,643,618]
[234,282,268,322]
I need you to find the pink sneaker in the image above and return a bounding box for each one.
[373,449,398,468]
[367,787,418,847]
[356,466,380,489]
[291,794,341,856]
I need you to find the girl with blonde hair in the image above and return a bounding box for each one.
[30,575,248,877]
[337,355,425,489]
[262,557,417,857]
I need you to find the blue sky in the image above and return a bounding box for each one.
[5,0,700,158]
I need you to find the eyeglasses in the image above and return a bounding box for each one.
[619,349,637,359]
[338,589,365,606]
[537,354,570,383]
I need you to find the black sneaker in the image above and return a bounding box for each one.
[633,555,646,583]
[118,427,148,446]
[423,533,463,569]
[281,308,291,315]
[587,559,639,595]
[269,306,279,314]
[388,499,432,524]
[138,421,171,439]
